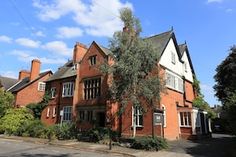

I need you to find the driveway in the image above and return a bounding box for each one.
[168,134,236,157]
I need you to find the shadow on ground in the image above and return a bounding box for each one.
[168,134,236,157]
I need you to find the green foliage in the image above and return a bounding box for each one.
[0,108,34,135]
[53,123,77,140]
[21,120,46,138]
[131,136,168,151]
[224,92,236,134]
[26,92,50,119]
[101,8,162,114]
[193,96,216,119]
[214,46,236,104]
[193,75,201,96]
[0,88,14,118]
[79,127,119,143]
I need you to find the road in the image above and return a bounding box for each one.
[0,138,121,157]
[168,134,236,157]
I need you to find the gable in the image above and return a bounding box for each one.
[159,38,183,76]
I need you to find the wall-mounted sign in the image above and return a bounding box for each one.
[154,113,163,125]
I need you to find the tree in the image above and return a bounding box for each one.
[214,46,236,134]
[0,88,14,118]
[102,8,162,138]
[0,108,34,135]
[192,76,216,119]
[214,46,236,104]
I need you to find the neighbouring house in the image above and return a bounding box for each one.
[8,59,52,107]
[42,29,211,140]
[0,76,17,91]
[41,43,87,125]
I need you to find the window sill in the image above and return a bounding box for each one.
[180,125,192,128]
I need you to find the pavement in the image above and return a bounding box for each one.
[0,134,235,157]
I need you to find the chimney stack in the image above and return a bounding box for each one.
[73,42,87,64]
[30,59,41,81]
[18,70,30,80]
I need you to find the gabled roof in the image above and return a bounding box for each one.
[9,71,52,93]
[145,30,173,59]
[178,43,195,74]
[46,60,76,82]
[0,76,18,90]
[97,44,112,56]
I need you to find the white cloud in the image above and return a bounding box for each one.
[207,0,223,3]
[226,8,233,13]
[15,38,41,48]
[34,31,46,37]
[0,71,17,79]
[11,50,66,64]
[33,0,133,37]
[42,41,72,56]
[0,35,12,43]
[57,26,83,38]
[200,83,214,95]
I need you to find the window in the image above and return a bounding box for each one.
[162,105,166,127]
[72,63,79,70]
[89,55,96,65]
[132,106,143,127]
[180,112,192,127]
[184,62,188,72]
[51,87,56,98]
[87,110,93,122]
[46,107,50,118]
[62,82,74,97]
[84,78,101,100]
[171,52,176,64]
[62,106,72,122]
[79,111,85,121]
[166,71,183,92]
[38,82,46,91]
[52,106,56,117]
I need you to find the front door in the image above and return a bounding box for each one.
[200,113,206,134]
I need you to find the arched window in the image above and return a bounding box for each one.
[162,105,166,127]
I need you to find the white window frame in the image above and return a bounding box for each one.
[51,87,56,98]
[89,55,97,65]
[52,106,56,118]
[132,106,143,127]
[62,106,72,122]
[46,107,50,118]
[162,105,166,127]
[184,62,188,72]
[179,112,192,127]
[62,82,74,97]
[38,82,46,91]
[171,52,176,64]
[165,70,183,93]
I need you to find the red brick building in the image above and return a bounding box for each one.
[9,59,52,107]
[42,30,210,140]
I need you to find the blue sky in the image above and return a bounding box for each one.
[0,0,236,106]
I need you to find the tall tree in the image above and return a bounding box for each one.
[214,46,236,134]
[102,8,162,137]
[214,46,236,104]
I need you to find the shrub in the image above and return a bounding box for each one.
[23,120,46,138]
[131,136,168,151]
[79,127,119,143]
[53,123,77,140]
[0,108,34,135]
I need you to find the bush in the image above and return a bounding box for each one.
[79,127,119,143]
[0,108,34,135]
[23,120,46,138]
[131,136,168,151]
[53,123,77,140]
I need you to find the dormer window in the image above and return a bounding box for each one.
[171,52,176,64]
[89,55,96,65]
